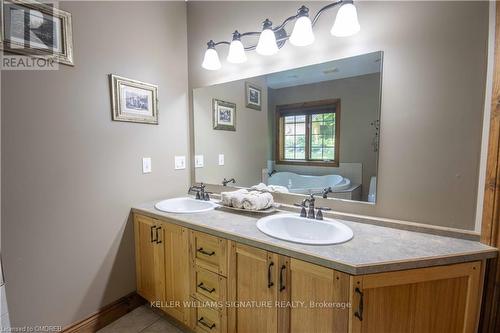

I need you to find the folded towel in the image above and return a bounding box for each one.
[267,185,289,193]
[250,183,268,192]
[242,191,274,211]
[221,189,248,207]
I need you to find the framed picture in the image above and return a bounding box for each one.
[245,82,262,111]
[109,74,159,125]
[1,0,74,65]
[213,98,236,131]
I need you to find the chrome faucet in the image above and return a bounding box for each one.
[222,178,236,186]
[294,190,332,220]
[188,183,211,201]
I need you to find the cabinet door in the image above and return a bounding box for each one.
[284,259,350,333]
[134,214,163,302]
[161,223,190,325]
[228,242,279,333]
[350,261,482,333]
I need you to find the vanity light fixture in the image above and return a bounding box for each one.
[201,0,360,70]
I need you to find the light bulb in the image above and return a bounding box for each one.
[227,31,247,64]
[290,16,315,46]
[331,2,360,37]
[201,41,221,70]
[256,19,279,56]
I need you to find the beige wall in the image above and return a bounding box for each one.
[2,1,189,327]
[268,73,381,200]
[193,77,269,187]
[187,1,489,230]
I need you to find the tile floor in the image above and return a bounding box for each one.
[97,305,188,333]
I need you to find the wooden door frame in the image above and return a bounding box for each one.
[480,3,500,332]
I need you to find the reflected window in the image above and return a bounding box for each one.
[276,99,340,166]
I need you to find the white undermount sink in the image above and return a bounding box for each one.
[256,214,353,245]
[155,197,218,213]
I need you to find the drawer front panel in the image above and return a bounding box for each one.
[191,298,227,333]
[190,231,227,276]
[192,265,227,302]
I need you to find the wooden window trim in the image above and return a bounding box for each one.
[275,99,341,167]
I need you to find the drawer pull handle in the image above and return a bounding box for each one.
[354,287,364,321]
[197,282,216,293]
[150,226,157,243]
[155,226,162,244]
[198,317,216,330]
[279,265,286,291]
[268,262,274,288]
[197,247,216,256]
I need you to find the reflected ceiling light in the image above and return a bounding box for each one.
[227,31,247,63]
[201,1,361,70]
[201,40,221,70]
[290,6,315,47]
[331,1,360,37]
[256,19,279,56]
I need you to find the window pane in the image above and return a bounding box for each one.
[295,148,305,159]
[311,135,323,147]
[323,113,334,122]
[324,136,334,147]
[312,114,323,122]
[311,148,322,159]
[285,124,295,135]
[285,148,295,159]
[285,135,295,148]
[285,116,295,123]
[296,135,305,147]
[321,124,333,137]
[295,115,306,122]
[311,122,321,135]
[323,148,334,160]
[295,122,305,135]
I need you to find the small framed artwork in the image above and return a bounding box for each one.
[213,99,236,131]
[1,0,74,65]
[109,74,159,125]
[245,82,262,111]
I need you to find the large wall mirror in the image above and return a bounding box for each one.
[193,51,383,203]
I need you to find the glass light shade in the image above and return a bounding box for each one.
[290,16,315,46]
[331,3,360,37]
[201,48,221,70]
[256,29,279,56]
[227,39,247,63]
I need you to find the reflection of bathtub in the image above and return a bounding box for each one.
[268,172,351,194]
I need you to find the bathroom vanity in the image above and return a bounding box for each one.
[132,201,496,333]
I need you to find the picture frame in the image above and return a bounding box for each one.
[245,82,262,111]
[1,0,74,66]
[109,74,159,125]
[213,98,236,131]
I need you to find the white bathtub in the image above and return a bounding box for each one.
[268,172,351,194]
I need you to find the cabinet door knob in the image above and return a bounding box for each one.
[268,262,274,288]
[354,287,364,321]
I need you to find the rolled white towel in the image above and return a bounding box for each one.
[221,189,248,207]
[267,185,289,193]
[231,190,249,209]
[242,191,274,211]
[250,183,268,192]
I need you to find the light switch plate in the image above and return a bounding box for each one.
[142,157,152,174]
[195,155,204,168]
[174,156,186,170]
[218,154,225,166]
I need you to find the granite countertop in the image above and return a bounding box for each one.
[132,201,497,275]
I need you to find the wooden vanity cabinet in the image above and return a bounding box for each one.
[349,261,482,333]
[134,214,190,325]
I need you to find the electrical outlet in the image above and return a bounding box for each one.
[174,156,186,170]
[219,154,225,166]
[142,157,152,174]
[195,155,204,168]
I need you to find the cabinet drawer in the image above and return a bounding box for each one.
[190,231,227,276]
[191,298,227,333]
[191,265,227,302]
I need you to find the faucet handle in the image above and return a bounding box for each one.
[293,203,307,218]
[315,207,331,220]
